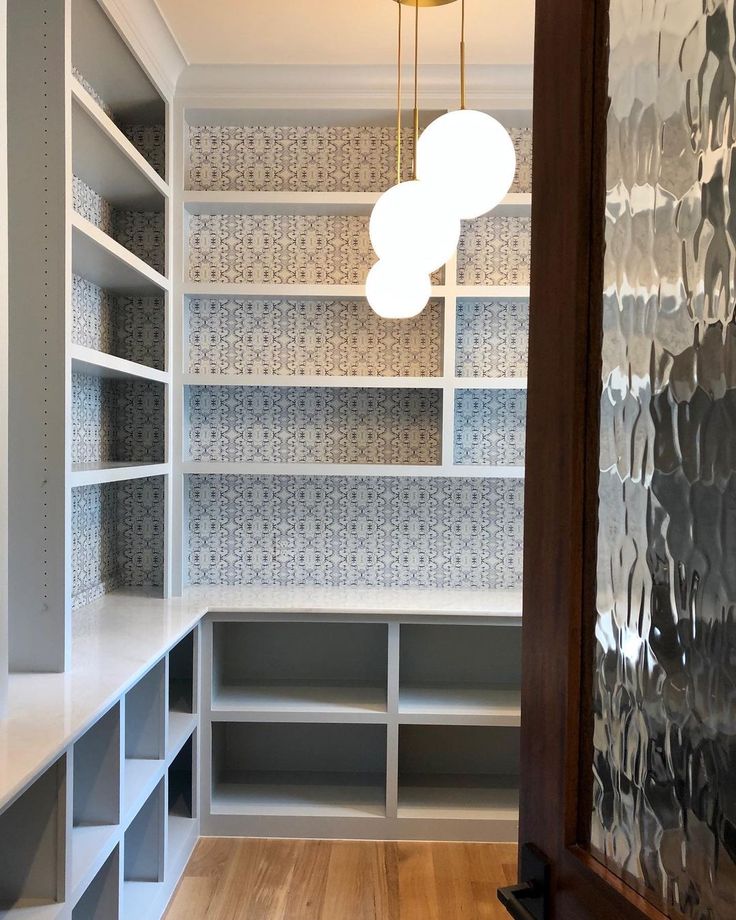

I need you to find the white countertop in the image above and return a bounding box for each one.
[0,585,522,813]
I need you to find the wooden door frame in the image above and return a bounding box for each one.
[519,1,671,917]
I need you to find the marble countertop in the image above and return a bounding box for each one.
[0,584,522,813]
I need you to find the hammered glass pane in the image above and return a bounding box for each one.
[592,2,736,915]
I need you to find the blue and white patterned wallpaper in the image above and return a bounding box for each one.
[72,372,165,465]
[72,477,165,608]
[72,67,166,179]
[187,474,524,589]
[73,175,165,275]
[186,386,442,465]
[454,389,527,466]
[187,213,443,286]
[457,216,531,286]
[455,298,529,378]
[187,297,442,377]
[185,123,532,195]
[73,275,165,370]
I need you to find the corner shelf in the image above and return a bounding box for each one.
[72,213,169,296]
[71,344,170,385]
[182,191,531,217]
[72,80,168,210]
[182,374,442,389]
[397,777,520,821]
[183,282,448,299]
[71,462,169,488]
[398,686,521,727]
[182,461,524,479]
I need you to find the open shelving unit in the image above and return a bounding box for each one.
[201,613,521,841]
[0,624,200,920]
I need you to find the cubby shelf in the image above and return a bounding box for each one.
[72,213,169,295]
[211,773,387,819]
[70,823,120,906]
[72,80,168,210]
[123,759,164,828]
[182,191,531,217]
[168,714,197,758]
[71,462,170,487]
[397,778,520,821]
[182,461,525,479]
[211,681,388,722]
[71,344,170,385]
[398,686,522,727]
[182,374,442,389]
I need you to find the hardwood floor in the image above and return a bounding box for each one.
[165,839,518,920]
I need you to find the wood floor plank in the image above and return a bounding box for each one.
[165,838,519,920]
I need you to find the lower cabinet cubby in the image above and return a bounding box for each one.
[124,661,165,823]
[71,704,121,902]
[212,622,388,717]
[72,847,120,920]
[0,756,66,912]
[123,780,165,918]
[211,722,387,818]
[168,630,197,755]
[399,624,522,725]
[167,735,198,880]
[397,725,520,821]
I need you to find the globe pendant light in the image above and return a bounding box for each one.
[417,0,517,220]
[366,0,451,319]
[366,259,433,319]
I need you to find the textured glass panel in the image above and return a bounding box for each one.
[592,2,736,915]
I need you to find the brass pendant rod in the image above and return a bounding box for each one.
[413,0,419,179]
[460,0,466,109]
[396,0,402,184]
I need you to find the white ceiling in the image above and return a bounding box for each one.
[153,0,535,68]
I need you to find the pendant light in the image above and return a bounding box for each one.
[417,0,516,219]
[367,0,459,319]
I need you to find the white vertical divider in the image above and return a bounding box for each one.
[385,622,400,819]
[198,618,214,826]
[0,0,9,714]
[7,0,71,671]
[170,98,186,595]
[442,250,459,468]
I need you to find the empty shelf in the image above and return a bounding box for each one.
[70,823,119,904]
[71,462,169,487]
[71,345,169,384]
[123,759,164,826]
[168,712,197,759]
[212,771,386,818]
[399,686,521,726]
[212,681,387,718]
[398,775,519,821]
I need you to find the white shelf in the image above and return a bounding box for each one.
[72,79,168,210]
[182,461,523,479]
[122,759,164,827]
[456,285,530,298]
[212,681,387,720]
[182,374,443,389]
[71,212,169,295]
[452,377,528,390]
[71,344,169,385]
[211,772,386,818]
[70,823,119,905]
[397,776,520,821]
[0,901,67,919]
[167,712,197,760]
[399,686,521,727]
[166,814,198,876]
[71,462,169,487]
[183,282,448,299]
[182,191,530,217]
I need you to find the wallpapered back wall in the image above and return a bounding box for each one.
[70,115,532,599]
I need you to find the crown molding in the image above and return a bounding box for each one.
[176,63,534,110]
[99,0,186,101]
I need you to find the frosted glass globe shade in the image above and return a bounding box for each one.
[365,260,432,319]
[369,180,460,273]
[418,110,517,220]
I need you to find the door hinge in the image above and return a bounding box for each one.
[497,842,551,920]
